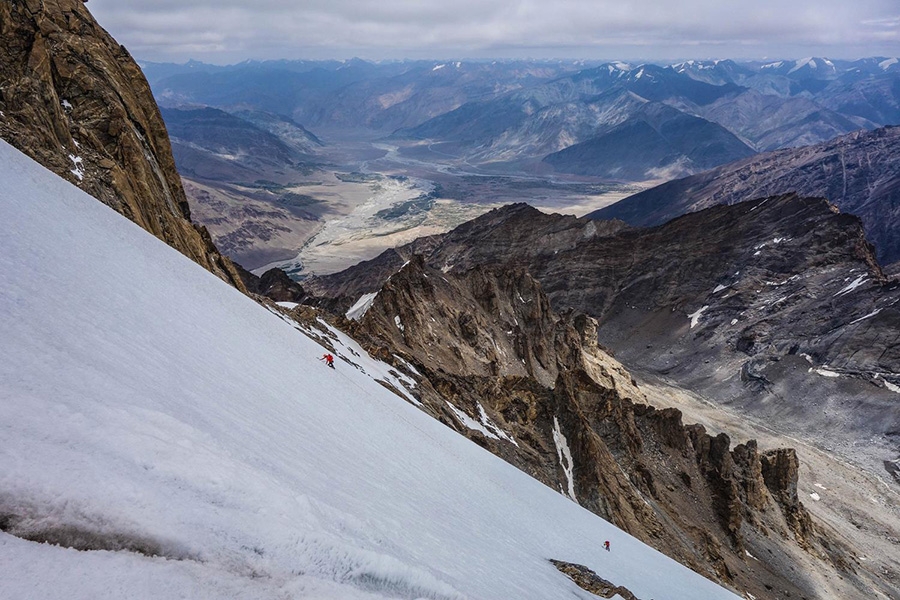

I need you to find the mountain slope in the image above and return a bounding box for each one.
[0,139,742,599]
[161,107,304,177]
[589,126,900,264]
[0,0,244,290]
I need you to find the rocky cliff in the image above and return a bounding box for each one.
[0,0,245,290]
[313,255,864,600]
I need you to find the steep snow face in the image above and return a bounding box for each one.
[0,139,739,600]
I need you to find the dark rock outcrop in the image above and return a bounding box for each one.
[550,560,639,600]
[0,0,245,291]
[236,263,306,303]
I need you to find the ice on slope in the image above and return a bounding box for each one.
[552,417,577,502]
[0,139,739,600]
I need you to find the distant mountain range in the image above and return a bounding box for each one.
[147,56,900,181]
[156,107,330,269]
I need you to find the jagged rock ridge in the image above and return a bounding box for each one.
[0,0,245,290]
[308,195,900,509]
[303,197,900,594]
[316,254,866,600]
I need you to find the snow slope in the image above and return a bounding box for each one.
[0,138,740,599]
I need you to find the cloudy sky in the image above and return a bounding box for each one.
[89,0,900,64]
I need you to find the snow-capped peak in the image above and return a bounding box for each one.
[788,57,815,73]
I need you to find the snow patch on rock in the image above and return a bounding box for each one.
[476,403,518,446]
[835,275,868,296]
[687,305,709,329]
[68,154,84,181]
[552,417,577,502]
[811,367,841,378]
[849,308,881,325]
[346,292,378,321]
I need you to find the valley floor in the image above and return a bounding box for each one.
[191,135,646,276]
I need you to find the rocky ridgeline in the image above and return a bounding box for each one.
[591,126,900,264]
[327,255,855,600]
[234,262,307,304]
[310,196,900,469]
[0,0,244,290]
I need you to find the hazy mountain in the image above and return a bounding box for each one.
[589,126,900,264]
[152,61,393,117]
[397,82,754,178]
[301,60,585,132]
[695,89,876,150]
[147,56,899,179]
[151,59,586,133]
[230,109,324,155]
[162,107,304,178]
[542,102,755,179]
[670,59,756,86]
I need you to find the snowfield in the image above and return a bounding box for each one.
[0,139,739,599]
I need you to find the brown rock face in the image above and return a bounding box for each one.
[0,0,245,291]
[761,448,814,541]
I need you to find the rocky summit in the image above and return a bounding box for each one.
[0,0,244,290]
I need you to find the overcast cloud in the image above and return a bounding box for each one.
[88,0,900,64]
